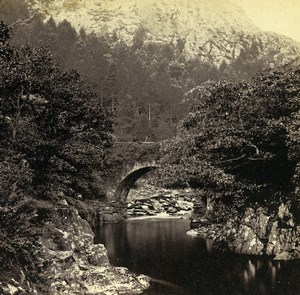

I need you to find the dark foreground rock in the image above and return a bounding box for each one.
[189,203,300,260]
[0,198,150,294]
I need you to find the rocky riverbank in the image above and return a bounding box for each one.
[188,203,300,260]
[40,206,150,295]
[0,197,150,295]
[125,184,300,261]
[127,194,194,217]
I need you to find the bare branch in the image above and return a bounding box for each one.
[216,154,246,165]
[9,14,36,28]
[247,157,265,161]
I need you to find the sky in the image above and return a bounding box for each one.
[232,0,300,42]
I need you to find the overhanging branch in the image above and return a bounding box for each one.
[216,154,246,165]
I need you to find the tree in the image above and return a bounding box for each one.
[131,26,146,51]
[55,19,77,68]
[0,24,114,290]
[157,66,300,214]
[0,20,10,43]
[0,24,113,201]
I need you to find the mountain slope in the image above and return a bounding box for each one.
[31,0,300,66]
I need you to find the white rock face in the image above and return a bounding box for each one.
[32,0,300,66]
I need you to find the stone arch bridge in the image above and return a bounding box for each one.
[106,141,161,202]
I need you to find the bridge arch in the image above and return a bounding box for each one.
[113,166,158,202]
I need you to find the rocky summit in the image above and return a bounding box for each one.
[31,0,300,66]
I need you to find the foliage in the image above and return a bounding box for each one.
[0,196,46,282]
[157,66,300,213]
[0,23,113,201]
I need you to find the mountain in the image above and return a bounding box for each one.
[15,0,299,141]
[31,0,300,67]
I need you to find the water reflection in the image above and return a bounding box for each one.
[95,218,300,295]
[243,260,256,288]
[242,258,284,293]
[269,261,281,287]
[205,239,214,253]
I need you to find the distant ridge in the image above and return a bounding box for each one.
[31,0,300,66]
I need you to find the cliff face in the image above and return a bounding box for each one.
[31,0,300,66]
[230,205,300,259]
[190,203,300,260]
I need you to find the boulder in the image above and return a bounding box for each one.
[151,199,163,211]
[166,207,178,214]
[141,205,150,210]
[176,200,193,211]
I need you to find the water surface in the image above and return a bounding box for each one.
[95,218,300,295]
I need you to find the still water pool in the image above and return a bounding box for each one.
[95,218,300,295]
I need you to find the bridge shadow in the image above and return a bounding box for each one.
[113,166,158,202]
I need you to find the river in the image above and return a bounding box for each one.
[94,217,300,295]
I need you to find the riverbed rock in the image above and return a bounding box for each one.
[176,200,193,211]
[229,206,300,258]
[141,205,150,210]
[151,199,163,211]
[0,199,150,295]
[166,206,178,213]
[103,212,126,223]
[232,224,265,255]
[127,194,194,218]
